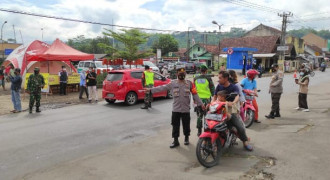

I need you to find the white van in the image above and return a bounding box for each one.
[77,61,112,73]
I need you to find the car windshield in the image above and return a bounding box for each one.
[107,73,123,81]
[95,62,108,68]
[143,61,156,67]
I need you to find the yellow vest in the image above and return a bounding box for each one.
[195,76,211,99]
[144,71,154,86]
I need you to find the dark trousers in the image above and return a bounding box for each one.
[60,82,67,95]
[144,84,153,103]
[299,93,308,109]
[79,85,89,99]
[271,93,282,114]
[227,114,248,142]
[171,112,191,138]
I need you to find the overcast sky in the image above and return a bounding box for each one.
[1,0,330,44]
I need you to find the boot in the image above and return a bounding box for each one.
[29,106,32,114]
[148,102,152,108]
[184,136,189,145]
[140,103,148,109]
[265,112,274,119]
[36,107,41,113]
[197,128,202,137]
[274,111,281,117]
[170,138,180,148]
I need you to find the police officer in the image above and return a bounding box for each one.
[265,64,283,119]
[141,65,154,109]
[193,65,215,136]
[27,67,45,113]
[144,68,204,148]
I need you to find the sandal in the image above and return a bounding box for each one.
[244,144,253,151]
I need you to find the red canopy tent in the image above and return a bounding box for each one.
[36,38,94,61]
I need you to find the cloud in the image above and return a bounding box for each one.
[0,0,329,45]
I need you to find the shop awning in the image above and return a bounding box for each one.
[253,53,276,58]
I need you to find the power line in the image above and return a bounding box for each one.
[221,0,286,14]
[0,8,179,33]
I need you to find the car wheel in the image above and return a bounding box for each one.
[105,99,116,104]
[125,92,138,105]
[166,90,173,99]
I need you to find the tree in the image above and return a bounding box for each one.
[101,28,152,66]
[152,34,179,56]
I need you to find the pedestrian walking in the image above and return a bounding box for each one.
[27,67,45,113]
[193,65,215,136]
[86,67,98,103]
[141,65,154,109]
[58,66,68,95]
[144,68,204,148]
[294,67,310,112]
[9,68,22,113]
[265,64,283,119]
[0,65,6,91]
[79,70,89,99]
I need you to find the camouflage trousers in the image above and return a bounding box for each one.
[144,84,153,103]
[29,93,41,108]
[196,98,210,129]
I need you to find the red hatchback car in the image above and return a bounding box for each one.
[102,69,172,105]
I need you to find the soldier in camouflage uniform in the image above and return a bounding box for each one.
[27,67,45,113]
[169,65,177,79]
[193,65,215,136]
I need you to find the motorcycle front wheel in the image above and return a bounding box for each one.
[244,109,255,128]
[196,137,222,168]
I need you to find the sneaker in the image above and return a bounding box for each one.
[294,107,301,110]
[302,109,310,112]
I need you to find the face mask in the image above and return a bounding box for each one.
[63,68,66,71]
[299,72,304,76]
[178,73,185,80]
[34,70,39,75]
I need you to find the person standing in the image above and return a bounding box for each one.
[27,67,45,113]
[294,68,310,112]
[144,68,204,148]
[240,69,260,123]
[141,65,154,109]
[9,68,22,113]
[169,64,177,79]
[193,65,215,136]
[220,63,226,71]
[86,67,98,103]
[265,64,283,119]
[79,70,89,99]
[58,66,68,95]
[0,65,5,91]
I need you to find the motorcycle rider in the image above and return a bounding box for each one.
[144,68,204,148]
[193,65,215,136]
[240,69,260,123]
[213,71,253,151]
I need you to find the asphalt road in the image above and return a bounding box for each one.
[0,69,330,180]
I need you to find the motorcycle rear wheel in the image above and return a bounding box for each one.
[244,109,255,128]
[196,137,222,168]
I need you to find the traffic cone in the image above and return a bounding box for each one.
[293,70,297,79]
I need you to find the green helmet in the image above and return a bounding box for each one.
[200,65,208,72]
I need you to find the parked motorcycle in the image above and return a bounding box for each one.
[240,89,260,128]
[196,95,239,168]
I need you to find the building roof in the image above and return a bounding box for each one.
[173,48,187,57]
[243,24,281,37]
[219,36,280,54]
[305,43,323,54]
[198,43,219,54]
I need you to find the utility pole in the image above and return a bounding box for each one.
[187,27,193,62]
[12,25,16,43]
[278,12,292,61]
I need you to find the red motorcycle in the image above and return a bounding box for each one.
[239,89,259,128]
[196,100,238,168]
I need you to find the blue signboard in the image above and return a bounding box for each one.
[4,49,14,55]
